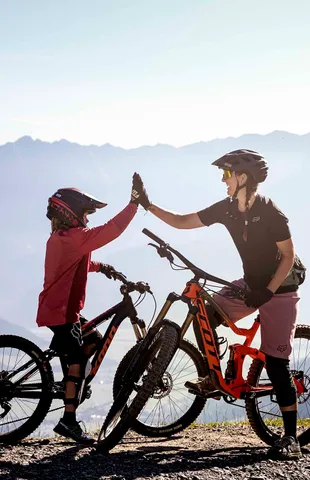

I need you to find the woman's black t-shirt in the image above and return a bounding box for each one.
[197,194,292,290]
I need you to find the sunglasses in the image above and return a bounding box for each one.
[222,169,232,180]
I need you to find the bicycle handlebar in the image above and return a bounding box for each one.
[142,229,166,246]
[142,228,247,297]
[103,269,152,295]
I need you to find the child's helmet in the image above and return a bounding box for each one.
[47,188,107,227]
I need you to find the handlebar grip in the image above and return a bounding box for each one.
[142,228,165,246]
[113,271,128,284]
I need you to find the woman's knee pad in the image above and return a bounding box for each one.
[265,355,297,407]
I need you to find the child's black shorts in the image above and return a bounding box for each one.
[49,316,102,364]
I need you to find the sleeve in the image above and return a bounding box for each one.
[89,261,101,272]
[197,198,230,226]
[267,199,291,242]
[73,202,137,254]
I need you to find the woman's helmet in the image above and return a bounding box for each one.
[212,149,268,183]
[47,188,107,227]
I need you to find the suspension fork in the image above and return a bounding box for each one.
[130,318,147,341]
[152,294,175,327]
[125,294,147,341]
[146,292,197,345]
[138,294,177,345]
[152,292,197,329]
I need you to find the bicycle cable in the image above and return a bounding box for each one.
[133,293,144,307]
[149,293,157,326]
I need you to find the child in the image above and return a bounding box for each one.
[36,173,143,443]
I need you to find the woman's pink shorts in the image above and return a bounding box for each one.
[213,279,300,360]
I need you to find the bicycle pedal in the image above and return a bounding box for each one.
[188,388,206,398]
[53,381,65,398]
[203,390,222,400]
[187,388,222,400]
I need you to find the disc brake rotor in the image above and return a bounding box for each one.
[152,372,173,400]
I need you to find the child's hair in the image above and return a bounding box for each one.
[51,217,72,233]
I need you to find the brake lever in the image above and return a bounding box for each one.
[148,243,174,262]
[160,248,174,262]
[111,270,127,282]
[136,281,153,295]
[148,242,160,250]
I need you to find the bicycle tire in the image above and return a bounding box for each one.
[99,329,162,435]
[113,339,207,437]
[0,335,54,444]
[97,323,179,451]
[245,325,310,446]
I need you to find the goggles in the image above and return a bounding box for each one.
[222,169,232,180]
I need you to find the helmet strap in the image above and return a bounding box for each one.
[232,180,249,242]
[232,180,247,199]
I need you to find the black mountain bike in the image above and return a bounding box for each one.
[98,229,310,451]
[0,270,157,444]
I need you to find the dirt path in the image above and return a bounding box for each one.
[1,425,310,480]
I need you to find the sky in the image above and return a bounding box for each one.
[1,0,310,148]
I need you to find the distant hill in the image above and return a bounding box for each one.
[0,317,49,348]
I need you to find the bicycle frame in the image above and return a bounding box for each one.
[182,280,268,399]
[149,279,271,401]
[84,294,146,382]
[7,292,147,401]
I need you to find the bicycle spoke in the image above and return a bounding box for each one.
[0,341,50,440]
[168,350,187,376]
[170,354,192,380]
[249,328,310,443]
[132,342,203,431]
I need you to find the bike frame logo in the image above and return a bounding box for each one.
[90,326,117,376]
[196,306,220,371]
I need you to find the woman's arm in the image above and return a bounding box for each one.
[148,204,205,229]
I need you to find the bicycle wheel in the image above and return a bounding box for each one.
[97,323,179,451]
[113,339,207,437]
[0,335,54,444]
[245,325,310,446]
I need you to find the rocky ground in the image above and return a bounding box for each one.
[1,425,310,480]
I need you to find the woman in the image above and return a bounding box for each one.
[134,151,305,460]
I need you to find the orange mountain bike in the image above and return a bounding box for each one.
[102,229,310,451]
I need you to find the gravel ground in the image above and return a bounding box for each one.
[1,425,310,480]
